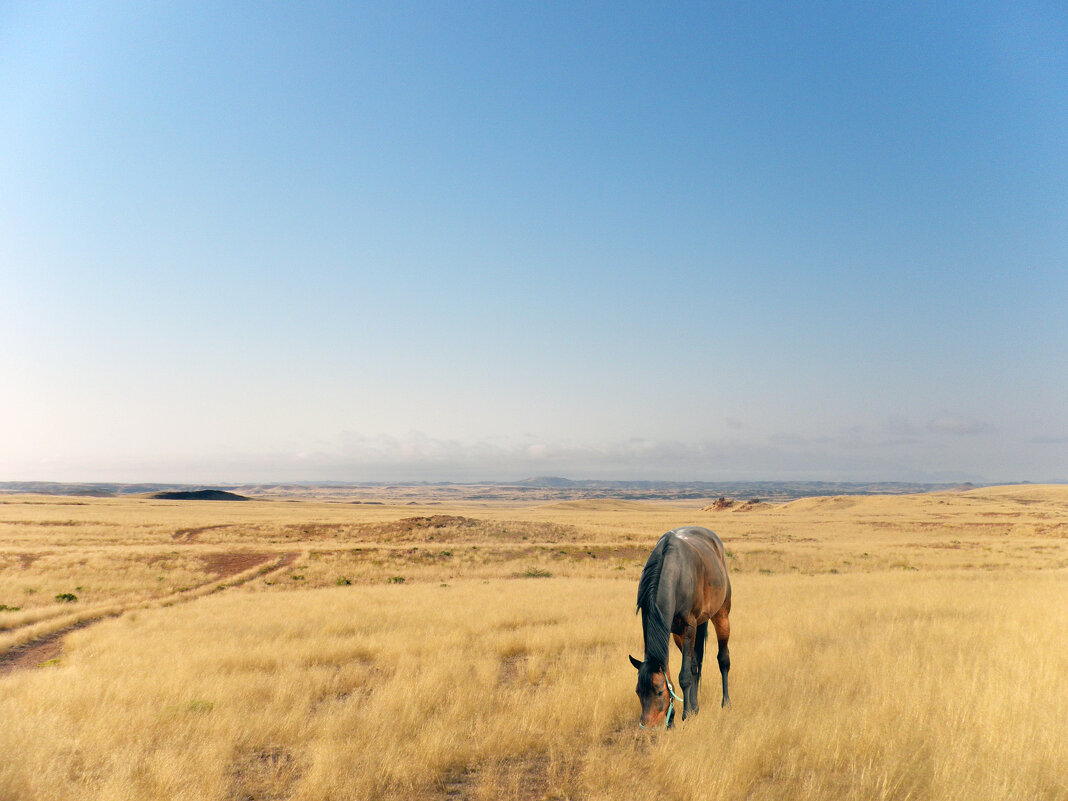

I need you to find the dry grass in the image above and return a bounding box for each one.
[1,486,1066,800]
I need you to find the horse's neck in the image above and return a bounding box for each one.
[653,564,676,627]
[641,595,673,667]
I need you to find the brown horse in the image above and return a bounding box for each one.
[629,526,731,728]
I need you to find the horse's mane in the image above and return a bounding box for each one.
[636,534,672,676]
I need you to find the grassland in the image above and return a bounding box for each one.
[1,485,1066,800]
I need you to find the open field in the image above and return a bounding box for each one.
[1,486,1066,800]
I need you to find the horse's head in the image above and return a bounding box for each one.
[629,654,677,729]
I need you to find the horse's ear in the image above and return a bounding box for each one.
[629,654,642,671]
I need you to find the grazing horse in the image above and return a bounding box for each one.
[629,526,731,728]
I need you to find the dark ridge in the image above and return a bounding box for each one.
[148,489,249,501]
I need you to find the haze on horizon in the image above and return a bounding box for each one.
[2,2,1066,486]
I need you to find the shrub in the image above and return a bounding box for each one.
[336,577,352,586]
[55,593,78,603]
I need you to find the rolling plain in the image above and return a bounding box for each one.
[1,484,1066,800]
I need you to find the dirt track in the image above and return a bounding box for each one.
[0,551,299,677]
[0,618,110,676]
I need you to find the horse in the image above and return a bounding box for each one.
[629,526,731,728]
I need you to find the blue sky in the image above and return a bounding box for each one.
[2,1,1066,483]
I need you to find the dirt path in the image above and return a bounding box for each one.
[0,618,114,677]
[200,550,276,576]
[0,551,300,677]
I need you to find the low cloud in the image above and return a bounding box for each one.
[881,416,921,437]
[9,422,1054,485]
[925,412,996,436]
[306,433,744,481]
[272,429,991,483]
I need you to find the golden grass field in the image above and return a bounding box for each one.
[1,485,1066,800]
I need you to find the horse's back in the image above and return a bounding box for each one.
[666,526,730,619]
[670,526,726,563]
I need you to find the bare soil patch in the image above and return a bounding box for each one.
[17,552,43,569]
[173,524,232,543]
[228,745,301,801]
[3,519,82,526]
[199,552,274,578]
[431,754,555,801]
[392,515,480,531]
[497,653,528,686]
[371,518,579,544]
[437,764,477,799]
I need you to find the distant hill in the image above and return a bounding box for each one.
[515,476,580,487]
[147,489,249,501]
[500,479,976,501]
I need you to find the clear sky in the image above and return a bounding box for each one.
[2,1,1066,484]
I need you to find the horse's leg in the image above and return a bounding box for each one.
[712,607,731,708]
[669,631,688,719]
[671,631,685,690]
[691,620,708,715]
[675,624,697,719]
